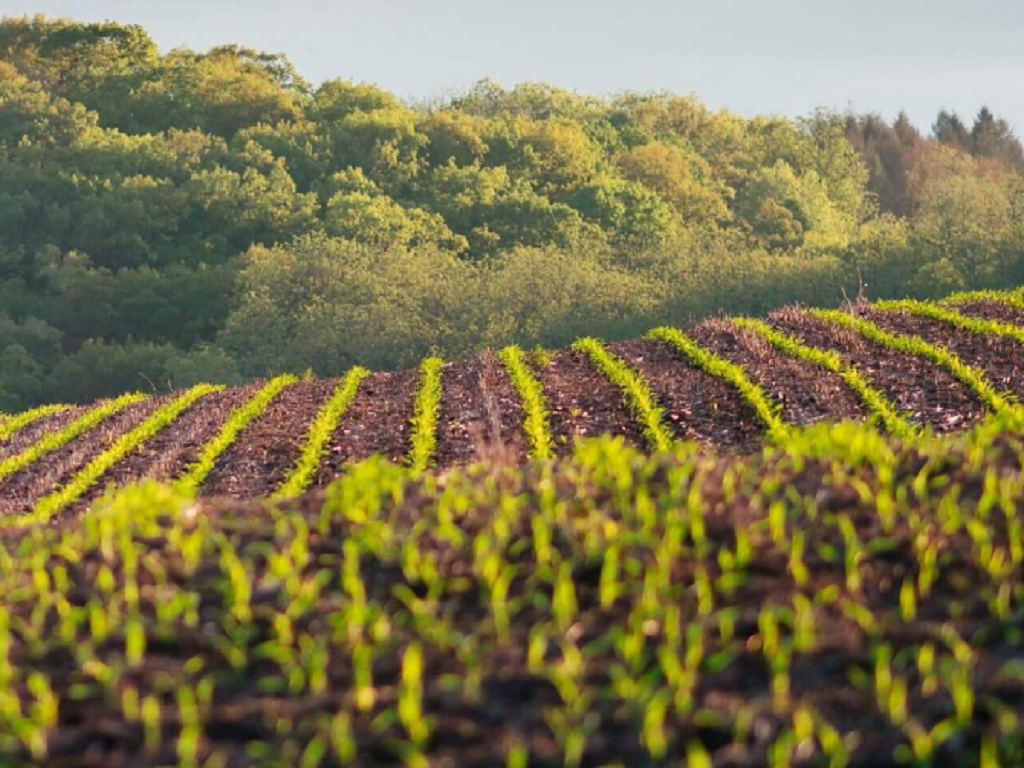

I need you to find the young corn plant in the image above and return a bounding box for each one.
[813,309,1022,422]
[175,375,297,496]
[875,298,1024,347]
[408,357,443,473]
[0,393,146,485]
[647,326,789,440]
[499,345,555,459]
[572,337,675,452]
[0,403,71,442]
[273,367,369,499]
[733,316,914,437]
[10,384,222,525]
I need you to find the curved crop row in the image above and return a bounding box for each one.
[0,404,72,442]
[943,288,1024,313]
[175,375,298,496]
[499,346,555,459]
[733,317,915,438]
[408,357,443,473]
[7,384,223,526]
[812,309,1021,421]
[573,337,675,451]
[0,393,146,485]
[877,298,1024,346]
[647,326,789,441]
[273,367,370,499]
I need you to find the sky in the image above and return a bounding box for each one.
[5,0,1023,134]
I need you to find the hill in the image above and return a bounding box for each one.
[1,287,1022,528]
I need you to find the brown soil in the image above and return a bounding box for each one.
[864,308,1024,400]
[689,318,867,426]
[0,406,89,462]
[769,307,986,432]
[316,368,419,485]
[68,385,261,512]
[533,348,648,455]
[201,379,337,499]
[434,354,528,469]
[0,397,163,516]
[610,338,764,450]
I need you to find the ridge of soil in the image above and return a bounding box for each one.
[316,368,419,485]
[864,308,1024,399]
[769,307,986,432]
[201,379,338,499]
[610,338,764,450]
[688,318,867,426]
[533,348,648,455]
[0,397,164,516]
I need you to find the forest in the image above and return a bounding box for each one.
[1,15,1023,410]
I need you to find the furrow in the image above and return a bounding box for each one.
[532,348,649,456]
[316,369,418,487]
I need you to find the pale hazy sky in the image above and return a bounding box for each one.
[6,0,1023,133]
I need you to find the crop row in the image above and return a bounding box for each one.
[877,298,1024,347]
[944,287,1024,312]
[408,357,443,473]
[499,346,555,460]
[0,414,1021,765]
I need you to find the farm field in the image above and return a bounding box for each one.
[0,287,1023,766]
[1,288,1023,527]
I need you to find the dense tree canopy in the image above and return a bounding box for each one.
[1,15,1022,409]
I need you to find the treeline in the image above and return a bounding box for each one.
[1,15,1022,409]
